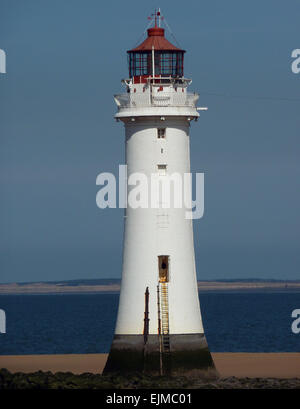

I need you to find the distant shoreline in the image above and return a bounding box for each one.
[0,280,299,295]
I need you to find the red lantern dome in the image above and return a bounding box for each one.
[127,19,185,84]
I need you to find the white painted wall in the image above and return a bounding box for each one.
[115,116,204,335]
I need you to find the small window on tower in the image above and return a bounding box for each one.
[157,164,167,175]
[157,128,166,139]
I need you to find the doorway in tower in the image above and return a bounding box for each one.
[158,255,169,282]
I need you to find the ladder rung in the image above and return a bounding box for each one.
[160,283,169,354]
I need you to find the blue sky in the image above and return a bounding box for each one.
[0,0,299,282]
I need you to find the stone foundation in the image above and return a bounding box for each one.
[103,333,218,378]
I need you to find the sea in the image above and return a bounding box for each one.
[0,291,299,355]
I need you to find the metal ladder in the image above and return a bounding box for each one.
[160,282,170,353]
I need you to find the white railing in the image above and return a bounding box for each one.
[114,91,199,110]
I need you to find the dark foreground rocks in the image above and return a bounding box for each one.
[0,368,299,389]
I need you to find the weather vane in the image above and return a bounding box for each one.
[148,8,164,27]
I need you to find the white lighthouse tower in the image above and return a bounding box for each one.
[104,11,217,376]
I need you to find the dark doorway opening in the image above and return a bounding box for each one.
[158,255,169,282]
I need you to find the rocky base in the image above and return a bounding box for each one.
[104,333,217,377]
[0,369,299,389]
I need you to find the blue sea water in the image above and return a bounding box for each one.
[0,292,299,355]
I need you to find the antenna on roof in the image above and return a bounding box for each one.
[157,8,161,27]
[148,8,164,27]
[132,9,181,49]
[133,9,163,47]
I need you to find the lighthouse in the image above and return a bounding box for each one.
[104,10,217,377]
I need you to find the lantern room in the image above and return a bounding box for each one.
[127,26,185,84]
